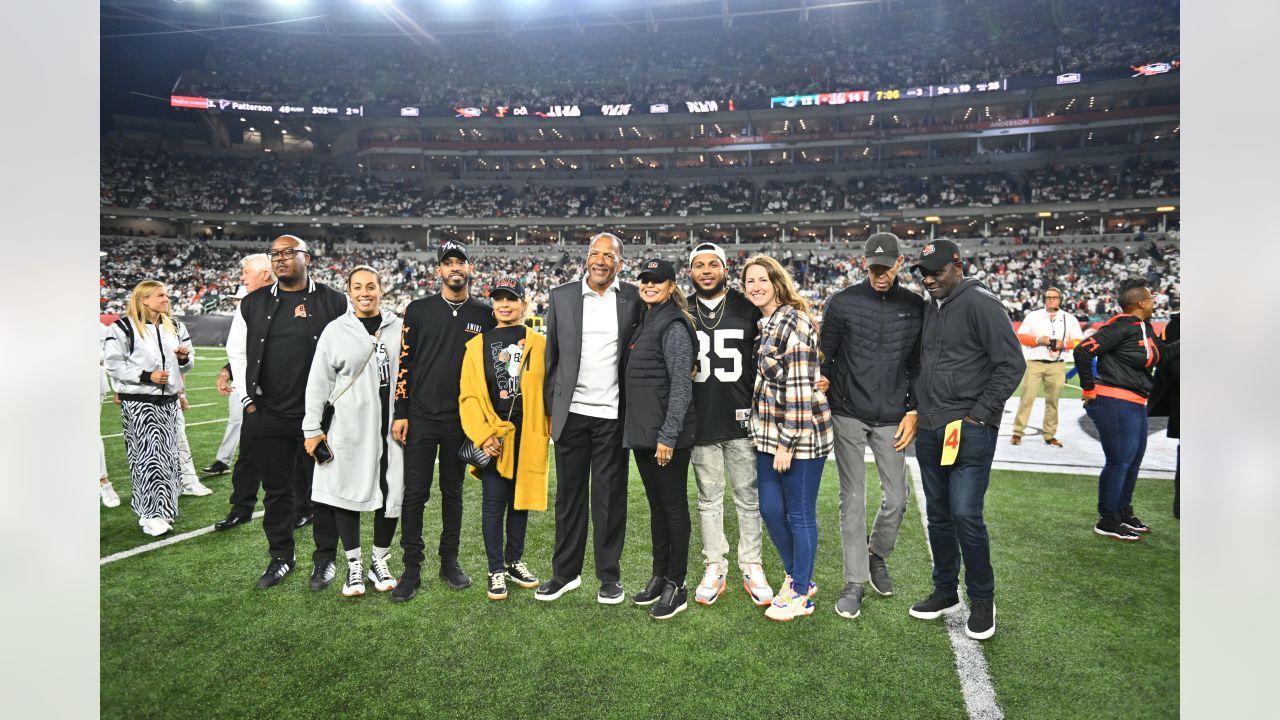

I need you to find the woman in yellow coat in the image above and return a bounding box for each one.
[458,277,551,601]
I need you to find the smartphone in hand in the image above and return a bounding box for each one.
[313,439,335,465]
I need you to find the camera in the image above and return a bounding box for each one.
[1047,338,1061,352]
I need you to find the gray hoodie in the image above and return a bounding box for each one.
[303,310,404,517]
[915,278,1026,432]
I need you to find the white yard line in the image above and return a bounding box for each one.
[99,512,265,566]
[906,456,1005,720]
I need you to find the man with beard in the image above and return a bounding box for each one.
[228,236,348,588]
[683,242,774,607]
[819,232,923,620]
[906,239,1024,640]
[390,241,496,600]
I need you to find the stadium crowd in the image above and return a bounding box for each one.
[100,147,1179,217]
[100,235,1179,324]
[180,0,1178,109]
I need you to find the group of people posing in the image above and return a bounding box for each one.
[103,229,1175,639]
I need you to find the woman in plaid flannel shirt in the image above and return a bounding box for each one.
[741,256,834,622]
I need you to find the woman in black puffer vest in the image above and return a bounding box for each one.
[623,258,697,621]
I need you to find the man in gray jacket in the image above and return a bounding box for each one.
[820,232,923,620]
[905,239,1024,641]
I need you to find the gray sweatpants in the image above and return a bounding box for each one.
[691,437,764,572]
[833,414,909,584]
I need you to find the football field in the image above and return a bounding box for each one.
[100,348,1178,719]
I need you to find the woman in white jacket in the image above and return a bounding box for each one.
[103,280,194,536]
[303,266,405,597]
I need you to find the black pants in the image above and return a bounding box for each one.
[400,415,467,570]
[634,448,693,586]
[228,433,311,521]
[313,470,398,563]
[239,408,313,561]
[480,463,528,573]
[551,412,629,584]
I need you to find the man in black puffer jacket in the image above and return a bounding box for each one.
[820,232,923,621]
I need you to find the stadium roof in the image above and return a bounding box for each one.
[103,0,903,38]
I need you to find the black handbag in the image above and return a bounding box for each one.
[458,341,529,469]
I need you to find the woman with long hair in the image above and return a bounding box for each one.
[623,259,698,620]
[103,280,194,536]
[458,277,550,602]
[741,255,833,621]
[303,266,405,597]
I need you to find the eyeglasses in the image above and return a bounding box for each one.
[267,248,306,260]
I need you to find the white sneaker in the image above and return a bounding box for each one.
[695,563,726,605]
[343,560,366,597]
[140,517,171,537]
[764,589,814,622]
[99,482,121,508]
[367,554,398,592]
[743,563,774,606]
[181,480,213,497]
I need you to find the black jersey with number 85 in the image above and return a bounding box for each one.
[687,288,762,444]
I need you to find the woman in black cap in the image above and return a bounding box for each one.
[458,277,550,601]
[623,258,698,620]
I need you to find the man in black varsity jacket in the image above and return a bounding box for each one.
[820,232,923,621]
[228,235,348,589]
[389,241,495,601]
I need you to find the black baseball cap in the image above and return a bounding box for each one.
[863,232,902,268]
[490,277,525,300]
[911,239,962,274]
[637,258,676,283]
[437,240,469,263]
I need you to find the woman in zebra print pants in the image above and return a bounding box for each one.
[104,281,195,537]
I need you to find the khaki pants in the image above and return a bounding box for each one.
[1013,361,1068,440]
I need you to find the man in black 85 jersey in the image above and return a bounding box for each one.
[685,242,774,607]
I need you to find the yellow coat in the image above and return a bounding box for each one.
[458,327,550,511]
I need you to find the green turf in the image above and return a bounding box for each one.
[100,348,1177,718]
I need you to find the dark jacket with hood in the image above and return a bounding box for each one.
[915,278,1026,431]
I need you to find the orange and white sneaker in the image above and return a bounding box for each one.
[695,563,727,605]
[764,589,815,622]
[743,564,774,606]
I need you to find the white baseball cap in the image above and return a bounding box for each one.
[688,241,727,266]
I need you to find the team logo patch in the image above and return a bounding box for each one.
[294,304,308,318]
[921,244,935,256]
[647,260,659,269]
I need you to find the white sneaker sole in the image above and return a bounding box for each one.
[597,589,625,605]
[744,578,774,606]
[534,576,581,601]
[909,601,961,620]
[965,607,997,640]
[650,601,687,620]
[868,577,894,597]
[367,572,397,592]
[834,604,862,619]
[1094,527,1141,541]
[342,586,366,598]
[694,583,725,606]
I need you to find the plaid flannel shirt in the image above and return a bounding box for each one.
[749,304,834,459]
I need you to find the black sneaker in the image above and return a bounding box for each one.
[597,581,625,605]
[632,576,665,606]
[255,557,295,589]
[439,560,472,590]
[504,560,540,589]
[650,581,687,620]
[390,571,420,602]
[1120,505,1151,534]
[487,571,508,601]
[534,575,582,602]
[201,460,231,476]
[309,560,336,591]
[214,512,251,531]
[966,598,996,640]
[868,551,894,596]
[1094,514,1141,541]
[908,589,961,619]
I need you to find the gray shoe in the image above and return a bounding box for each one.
[868,552,894,596]
[834,582,864,619]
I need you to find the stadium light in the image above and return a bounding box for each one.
[924,216,940,223]
[1156,206,1176,213]
[1037,211,1053,218]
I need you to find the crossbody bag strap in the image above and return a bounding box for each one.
[330,331,380,406]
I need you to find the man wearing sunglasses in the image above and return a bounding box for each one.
[227,235,348,589]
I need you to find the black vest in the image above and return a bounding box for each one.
[623,300,697,449]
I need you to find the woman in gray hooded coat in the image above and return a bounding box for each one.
[303,266,405,598]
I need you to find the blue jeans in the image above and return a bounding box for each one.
[756,452,826,594]
[1084,396,1148,516]
[914,421,999,601]
[480,463,528,573]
